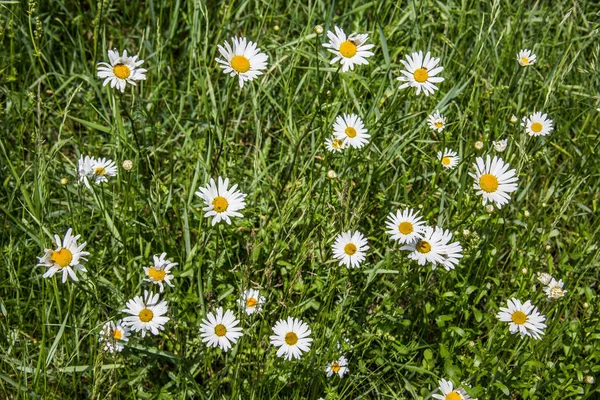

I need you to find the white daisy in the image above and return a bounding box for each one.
[97,49,146,92]
[98,320,129,353]
[493,139,508,152]
[432,378,472,400]
[322,26,375,73]
[397,51,444,96]
[517,49,536,66]
[325,355,349,378]
[522,112,554,137]
[195,176,247,226]
[37,228,89,283]
[496,298,547,340]
[143,252,177,292]
[385,208,425,244]
[89,158,118,185]
[428,110,446,132]
[470,156,518,209]
[325,137,346,153]
[332,113,370,149]
[238,289,265,315]
[270,317,312,360]
[332,230,369,268]
[199,307,243,352]
[536,272,553,285]
[77,155,95,188]
[215,37,268,88]
[544,278,567,299]
[438,148,459,169]
[400,226,463,271]
[122,290,170,338]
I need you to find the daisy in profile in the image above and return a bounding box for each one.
[322,26,375,72]
[332,114,370,149]
[496,298,546,340]
[143,252,177,292]
[238,289,265,315]
[98,320,129,353]
[216,37,268,88]
[97,49,146,92]
[522,112,554,137]
[517,49,536,66]
[432,378,472,400]
[428,110,446,132]
[37,228,89,283]
[325,356,349,378]
[438,148,459,169]
[493,139,508,152]
[470,155,518,209]
[78,155,95,188]
[325,137,346,153]
[536,272,553,285]
[122,291,170,338]
[195,177,247,226]
[89,158,118,185]
[332,230,369,268]
[544,278,567,299]
[270,317,312,360]
[385,208,425,244]
[199,307,243,352]
[401,226,463,270]
[397,51,444,96]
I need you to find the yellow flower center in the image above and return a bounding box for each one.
[246,297,258,308]
[331,362,341,373]
[113,329,123,340]
[479,174,499,193]
[530,122,543,133]
[212,196,229,212]
[139,308,154,323]
[442,157,452,166]
[148,267,166,281]
[94,167,106,176]
[521,57,529,65]
[413,68,429,83]
[214,324,227,337]
[230,55,250,73]
[416,240,431,254]
[434,122,444,129]
[446,392,462,400]
[332,139,344,149]
[113,64,131,79]
[398,222,413,235]
[51,248,73,268]
[511,310,527,325]
[345,127,357,138]
[285,332,298,345]
[344,243,357,255]
[339,41,357,58]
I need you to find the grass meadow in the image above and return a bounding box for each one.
[1,0,600,398]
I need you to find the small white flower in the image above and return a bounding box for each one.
[496,298,547,340]
[400,226,463,271]
[89,158,118,185]
[37,228,89,283]
[122,291,170,338]
[325,137,346,153]
[438,148,459,169]
[522,112,554,137]
[427,110,446,132]
[474,141,484,150]
[385,208,425,244]
[195,177,247,226]
[332,113,370,149]
[397,51,444,96]
[143,252,177,292]
[470,155,518,209]
[199,307,243,352]
[325,355,349,378]
[98,320,129,353]
[544,278,567,299]
[97,49,147,92]
[432,378,472,400]
[78,155,94,188]
[215,37,268,88]
[536,272,553,285]
[517,49,536,66]
[322,26,375,72]
[332,230,369,268]
[238,289,265,315]
[493,139,508,152]
[270,317,312,360]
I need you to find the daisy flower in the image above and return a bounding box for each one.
[397,51,444,96]
[470,155,518,209]
[199,307,243,352]
[195,177,247,226]
[536,272,553,285]
[385,208,425,244]
[89,158,118,185]
[544,278,567,299]
[215,37,268,88]
[517,49,536,66]
[522,112,554,137]
[332,230,369,268]
[238,289,265,315]
[325,355,349,378]
[270,317,312,360]
[322,26,375,72]
[428,110,446,132]
[77,155,95,188]
[122,290,170,338]
[325,137,346,153]
[493,139,508,152]
[432,378,472,400]
[37,228,89,283]
[400,226,463,270]
[496,298,547,340]
[98,320,129,353]
[438,148,459,169]
[97,49,146,92]
[332,113,370,149]
[143,252,177,292]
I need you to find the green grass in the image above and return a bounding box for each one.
[1,0,600,398]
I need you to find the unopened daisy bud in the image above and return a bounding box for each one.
[273,25,279,31]
[60,178,68,185]
[122,160,133,171]
[462,229,470,237]
[313,25,324,35]
[545,245,551,251]
[485,204,494,213]
[524,210,530,217]
[453,230,460,237]
[327,170,337,179]
[585,376,595,384]
[510,115,518,123]
[536,272,553,285]
[583,302,589,309]
[521,267,527,274]
[491,248,497,255]
[474,141,484,150]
